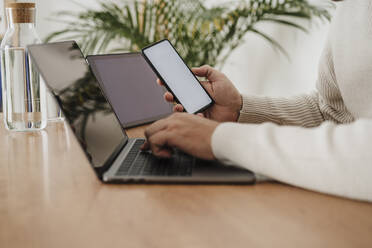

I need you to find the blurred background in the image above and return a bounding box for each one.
[0,0,335,101]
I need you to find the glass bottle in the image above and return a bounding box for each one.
[1,14,4,112]
[1,2,47,131]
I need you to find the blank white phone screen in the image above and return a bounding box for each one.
[143,40,212,113]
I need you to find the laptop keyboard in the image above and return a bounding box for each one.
[115,139,193,177]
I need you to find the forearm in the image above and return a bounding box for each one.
[212,120,372,202]
[238,92,325,127]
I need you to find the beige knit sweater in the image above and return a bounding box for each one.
[212,0,372,201]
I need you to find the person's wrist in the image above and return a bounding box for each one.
[207,121,219,160]
[231,94,242,122]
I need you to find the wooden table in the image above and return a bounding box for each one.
[1,119,372,248]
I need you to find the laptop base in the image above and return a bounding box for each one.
[103,138,256,184]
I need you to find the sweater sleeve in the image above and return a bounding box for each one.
[238,93,325,127]
[238,38,355,127]
[211,120,372,202]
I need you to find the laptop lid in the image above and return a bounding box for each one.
[87,53,172,128]
[28,41,128,178]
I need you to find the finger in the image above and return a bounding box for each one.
[192,65,221,81]
[144,118,168,140]
[153,147,173,158]
[141,140,172,157]
[157,78,164,86]
[164,92,174,102]
[173,104,184,112]
[147,131,174,158]
[140,141,150,150]
[196,113,205,118]
[192,66,208,77]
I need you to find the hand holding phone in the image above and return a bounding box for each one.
[160,65,244,123]
[142,39,213,114]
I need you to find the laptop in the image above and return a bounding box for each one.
[28,41,256,184]
[86,53,173,128]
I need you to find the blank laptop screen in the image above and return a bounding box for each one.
[87,53,172,127]
[28,41,127,168]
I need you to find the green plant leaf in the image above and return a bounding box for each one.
[45,0,333,67]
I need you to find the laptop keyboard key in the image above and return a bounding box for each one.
[115,140,193,177]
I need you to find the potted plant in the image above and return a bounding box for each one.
[46,0,333,68]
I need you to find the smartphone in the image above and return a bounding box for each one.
[142,39,213,114]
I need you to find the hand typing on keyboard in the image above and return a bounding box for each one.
[140,113,218,160]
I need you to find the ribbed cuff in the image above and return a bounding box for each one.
[238,95,281,124]
[237,93,324,127]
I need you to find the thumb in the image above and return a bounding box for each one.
[192,65,220,81]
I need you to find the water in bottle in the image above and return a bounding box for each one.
[0,2,47,131]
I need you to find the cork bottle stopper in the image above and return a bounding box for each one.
[6,2,36,24]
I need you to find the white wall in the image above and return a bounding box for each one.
[1,0,334,98]
[35,0,100,39]
[223,21,330,97]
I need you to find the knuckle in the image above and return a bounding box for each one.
[167,120,180,131]
[168,121,178,130]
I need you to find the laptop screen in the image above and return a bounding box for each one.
[28,41,128,168]
[87,53,172,128]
